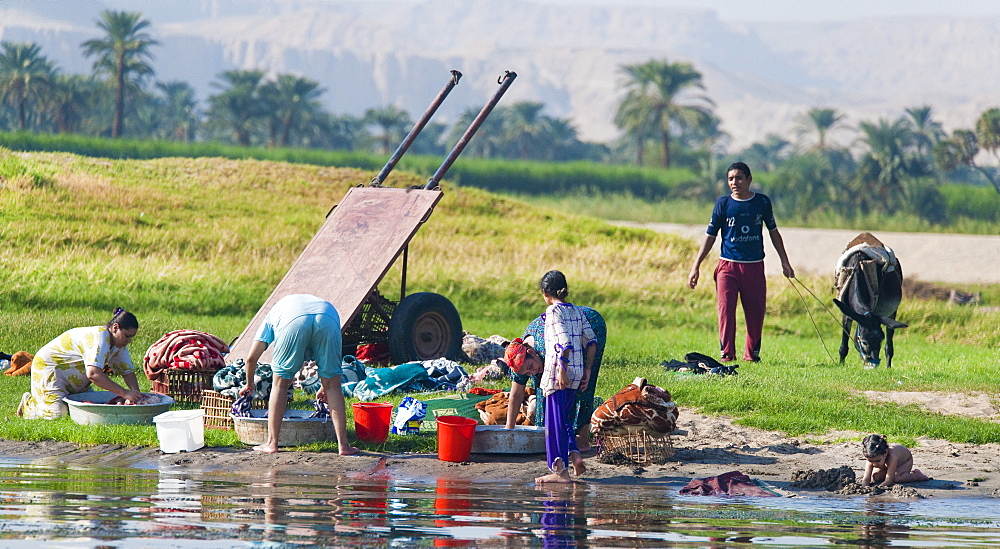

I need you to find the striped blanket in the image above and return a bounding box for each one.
[143,329,230,382]
[590,377,678,436]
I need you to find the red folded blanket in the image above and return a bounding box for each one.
[143,329,230,382]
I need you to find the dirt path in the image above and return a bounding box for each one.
[615,222,1000,285]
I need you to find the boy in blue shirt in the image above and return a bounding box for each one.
[688,162,795,362]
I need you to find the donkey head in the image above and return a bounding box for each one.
[834,299,908,367]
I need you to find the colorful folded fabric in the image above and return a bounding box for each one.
[5,351,34,376]
[143,329,230,381]
[590,377,678,436]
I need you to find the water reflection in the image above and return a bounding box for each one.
[536,486,588,548]
[0,458,999,547]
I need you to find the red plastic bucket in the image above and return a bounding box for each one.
[436,415,478,462]
[352,402,393,444]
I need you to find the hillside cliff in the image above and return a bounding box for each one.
[2,0,998,149]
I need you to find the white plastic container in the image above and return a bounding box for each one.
[153,409,205,453]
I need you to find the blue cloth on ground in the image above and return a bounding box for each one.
[344,359,468,401]
[341,355,367,384]
[345,362,428,401]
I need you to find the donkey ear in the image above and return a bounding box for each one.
[877,316,908,329]
[833,299,868,324]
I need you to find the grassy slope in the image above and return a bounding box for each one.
[0,149,998,451]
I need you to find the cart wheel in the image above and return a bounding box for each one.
[388,292,463,363]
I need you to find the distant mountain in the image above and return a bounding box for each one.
[2,0,999,151]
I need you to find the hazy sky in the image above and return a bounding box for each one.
[649,0,1000,21]
[28,0,1000,24]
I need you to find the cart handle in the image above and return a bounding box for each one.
[424,70,517,190]
[370,70,462,187]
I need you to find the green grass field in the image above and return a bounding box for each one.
[1,148,997,453]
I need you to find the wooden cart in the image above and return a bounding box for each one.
[227,71,516,365]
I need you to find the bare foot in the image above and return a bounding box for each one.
[575,433,592,452]
[252,444,278,454]
[16,393,28,417]
[535,470,572,484]
[570,451,586,476]
[339,445,360,456]
[903,468,930,482]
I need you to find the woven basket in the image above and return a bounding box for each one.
[595,431,675,465]
[150,369,219,404]
[200,389,266,430]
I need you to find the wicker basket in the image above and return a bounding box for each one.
[595,431,675,465]
[200,389,267,430]
[151,369,219,404]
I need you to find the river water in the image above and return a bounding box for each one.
[1,458,998,547]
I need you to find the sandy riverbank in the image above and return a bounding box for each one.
[4,400,998,500]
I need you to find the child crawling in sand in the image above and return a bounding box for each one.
[861,434,929,487]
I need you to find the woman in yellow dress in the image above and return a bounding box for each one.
[17,308,142,419]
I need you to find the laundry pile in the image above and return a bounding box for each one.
[143,329,230,382]
[474,390,536,426]
[213,359,292,402]
[590,377,679,436]
[344,358,469,401]
[461,332,510,364]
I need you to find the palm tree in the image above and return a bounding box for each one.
[975,108,1000,163]
[364,105,412,154]
[260,74,324,147]
[205,69,266,146]
[904,105,945,157]
[501,101,550,160]
[974,109,1000,193]
[45,74,102,134]
[932,135,967,175]
[681,112,729,155]
[446,106,504,158]
[409,121,447,156]
[855,117,922,212]
[0,41,56,130]
[739,134,790,172]
[936,128,1000,193]
[312,112,367,151]
[613,88,653,165]
[795,107,845,151]
[81,10,157,138]
[542,117,583,161]
[614,59,715,168]
[155,81,199,141]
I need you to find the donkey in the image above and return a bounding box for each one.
[833,232,908,368]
